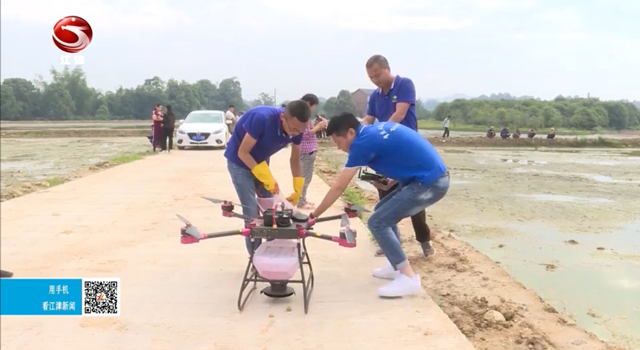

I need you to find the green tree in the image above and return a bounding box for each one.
[250,92,276,107]
[0,85,21,120]
[95,103,111,120]
[323,90,358,117]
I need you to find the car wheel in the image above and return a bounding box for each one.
[177,146,186,150]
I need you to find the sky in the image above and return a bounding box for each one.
[1,0,638,103]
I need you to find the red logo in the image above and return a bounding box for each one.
[52,16,93,54]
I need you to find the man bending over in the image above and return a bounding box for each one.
[309,113,450,297]
[224,101,311,254]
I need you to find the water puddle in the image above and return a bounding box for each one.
[1,160,55,171]
[500,158,548,165]
[462,220,640,348]
[516,194,614,204]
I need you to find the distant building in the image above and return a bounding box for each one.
[351,88,375,118]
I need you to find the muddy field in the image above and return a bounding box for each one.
[0,137,151,201]
[316,141,640,350]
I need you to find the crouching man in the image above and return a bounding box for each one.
[309,113,450,298]
[224,101,311,254]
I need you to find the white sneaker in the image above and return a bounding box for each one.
[372,263,400,280]
[378,274,422,298]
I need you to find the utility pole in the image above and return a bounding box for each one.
[274,88,277,106]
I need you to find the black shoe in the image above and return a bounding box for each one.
[1,270,14,278]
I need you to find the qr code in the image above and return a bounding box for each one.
[82,278,120,316]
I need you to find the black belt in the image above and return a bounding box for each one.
[304,151,316,155]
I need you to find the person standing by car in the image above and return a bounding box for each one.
[161,104,176,153]
[151,104,164,152]
[225,105,237,134]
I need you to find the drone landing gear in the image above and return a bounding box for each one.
[237,239,315,314]
[261,282,295,298]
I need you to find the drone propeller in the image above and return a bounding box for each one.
[343,226,356,244]
[176,214,192,226]
[347,203,370,213]
[340,213,351,227]
[201,196,251,209]
[176,214,203,239]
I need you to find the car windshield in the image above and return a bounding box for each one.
[184,112,224,123]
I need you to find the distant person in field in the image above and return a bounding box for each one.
[442,116,451,138]
[547,128,556,140]
[297,93,327,209]
[486,126,496,138]
[528,128,537,139]
[500,126,510,139]
[225,105,237,134]
[513,127,521,139]
[161,104,176,153]
[151,104,164,152]
[237,111,244,120]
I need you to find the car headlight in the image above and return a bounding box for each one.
[212,128,223,135]
[177,129,186,135]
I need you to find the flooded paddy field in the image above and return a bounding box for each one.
[444,147,640,347]
[0,137,151,192]
[318,143,640,350]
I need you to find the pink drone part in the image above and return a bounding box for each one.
[253,240,301,280]
[181,235,199,244]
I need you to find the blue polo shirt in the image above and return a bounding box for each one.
[224,105,303,169]
[367,75,418,131]
[345,122,446,186]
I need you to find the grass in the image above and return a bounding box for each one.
[45,177,68,187]
[316,155,375,241]
[417,119,598,136]
[108,152,147,164]
[565,136,624,148]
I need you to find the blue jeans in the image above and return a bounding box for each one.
[227,159,273,254]
[367,172,450,270]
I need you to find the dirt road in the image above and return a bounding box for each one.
[0,150,474,350]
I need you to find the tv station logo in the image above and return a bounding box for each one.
[52,16,93,66]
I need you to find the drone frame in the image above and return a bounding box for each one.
[177,197,369,314]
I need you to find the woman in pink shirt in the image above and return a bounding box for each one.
[297,94,326,209]
[151,104,163,152]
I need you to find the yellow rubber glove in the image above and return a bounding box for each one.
[286,177,305,206]
[251,161,279,194]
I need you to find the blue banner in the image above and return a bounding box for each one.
[1,278,83,315]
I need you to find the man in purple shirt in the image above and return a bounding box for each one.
[224,100,311,254]
[363,54,435,258]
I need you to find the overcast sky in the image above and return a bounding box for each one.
[1,0,638,103]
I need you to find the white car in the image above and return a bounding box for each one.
[175,110,230,150]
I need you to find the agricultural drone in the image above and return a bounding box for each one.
[176,196,369,314]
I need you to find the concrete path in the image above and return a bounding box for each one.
[0,149,475,350]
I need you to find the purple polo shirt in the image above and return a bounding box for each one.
[366,75,418,131]
[224,105,303,170]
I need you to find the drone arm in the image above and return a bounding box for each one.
[305,231,356,248]
[314,214,343,223]
[200,229,248,240]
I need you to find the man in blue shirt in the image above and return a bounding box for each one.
[224,100,311,254]
[310,112,449,298]
[362,54,435,258]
